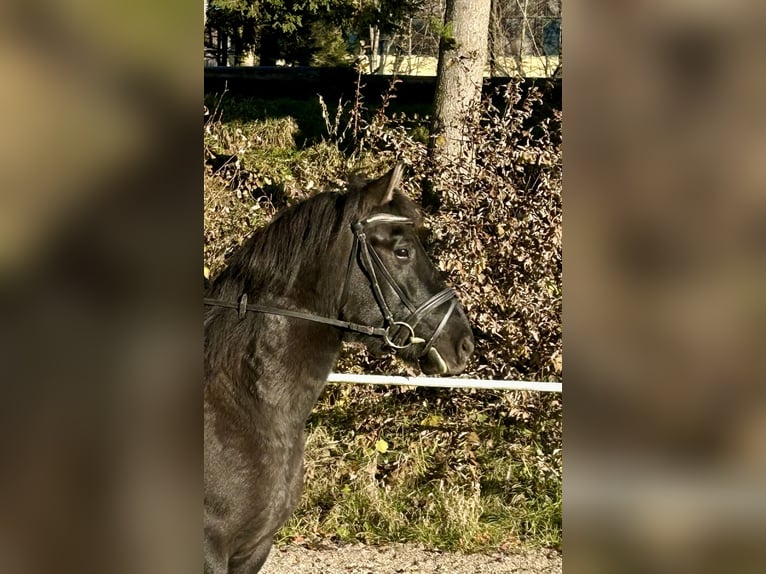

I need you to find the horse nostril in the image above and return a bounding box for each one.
[458,336,474,363]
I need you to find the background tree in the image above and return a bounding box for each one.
[204,0,425,69]
[350,0,424,73]
[205,0,343,66]
[424,0,491,209]
[488,0,562,76]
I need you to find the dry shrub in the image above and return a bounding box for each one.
[340,80,562,383]
[433,83,562,382]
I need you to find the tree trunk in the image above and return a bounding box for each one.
[219,33,229,67]
[488,0,498,76]
[259,28,279,66]
[407,18,413,74]
[518,0,529,67]
[368,25,380,73]
[425,0,492,209]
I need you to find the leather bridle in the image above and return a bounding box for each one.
[341,214,458,357]
[203,214,458,358]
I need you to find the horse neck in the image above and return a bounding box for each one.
[205,235,349,421]
[205,311,342,428]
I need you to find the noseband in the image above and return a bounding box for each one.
[203,215,458,357]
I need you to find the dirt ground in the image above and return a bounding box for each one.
[260,542,562,574]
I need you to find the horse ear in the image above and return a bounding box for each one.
[361,163,404,208]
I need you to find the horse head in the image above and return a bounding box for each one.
[339,164,474,375]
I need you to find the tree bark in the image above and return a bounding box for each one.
[368,25,380,73]
[425,0,492,209]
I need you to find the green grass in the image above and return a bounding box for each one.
[205,95,328,147]
[276,384,562,552]
[204,93,433,149]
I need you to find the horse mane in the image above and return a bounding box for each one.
[206,182,421,307]
[208,192,347,301]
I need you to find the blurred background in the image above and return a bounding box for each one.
[0,1,201,573]
[0,0,764,573]
[565,1,766,572]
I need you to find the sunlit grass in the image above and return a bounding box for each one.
[277,385,561,552]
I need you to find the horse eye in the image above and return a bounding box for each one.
[394,248,410,260]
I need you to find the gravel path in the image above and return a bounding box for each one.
[260,543,561,574]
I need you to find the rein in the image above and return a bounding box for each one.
[201,295,389,339]
[203,214,457,356]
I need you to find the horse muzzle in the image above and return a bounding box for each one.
[419,331,474,375]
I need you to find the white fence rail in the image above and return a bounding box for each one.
[327,373,562,393]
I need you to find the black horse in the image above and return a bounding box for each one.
[204,164,474,573]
